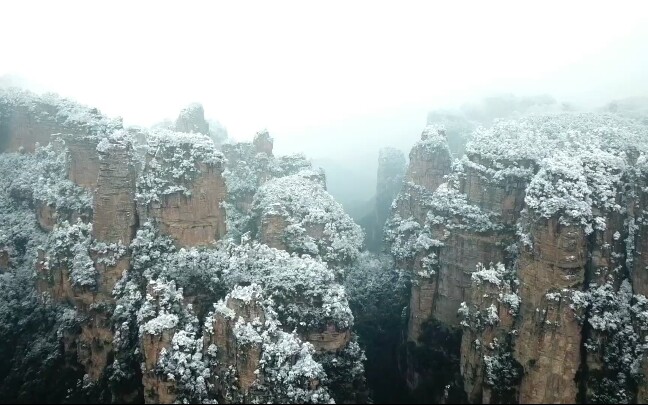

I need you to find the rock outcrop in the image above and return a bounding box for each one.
[174,103,209,135]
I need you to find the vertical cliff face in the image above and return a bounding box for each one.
[386,125,472,399]
[361,147,407,251]
[388,114,648,403]
[146,163,227,247]
[66,137,102,190]
[93,134,138,245]
[205,286,266,398]
[633,174,648,404]
[513,219,586,404]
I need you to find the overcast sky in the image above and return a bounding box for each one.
[2,1,648,159]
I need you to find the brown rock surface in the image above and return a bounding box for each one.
[0,102,61,152]
[513,218,586,404]
[35,201,57,231]
[405,142,452,192]
[66,138,101,190]
[205,293,265,399]
[460,279,517,403]
[93,142,137,244]
[147,164,227,247]
[460,155,530,225]
[305,324,352,353]
[141,329,177,404]
[259,214,288,250]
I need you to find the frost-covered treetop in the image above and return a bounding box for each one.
[251,173,364,265]
[216,241,354,330]
[10,141,94,211]
[145,129,223,165]
[460,113,648,230]
[0,87,122,136]
[253,173,354,228]
[465,113,648,164]
[419,123,449,144]
[96,129,135,156]
[227,283,263,304]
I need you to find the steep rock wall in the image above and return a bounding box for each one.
[145,164,227,247]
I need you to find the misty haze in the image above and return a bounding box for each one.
[1,1,648,404]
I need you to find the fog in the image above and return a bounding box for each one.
[2,0,648,211]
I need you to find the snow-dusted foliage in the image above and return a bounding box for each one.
[344,252,409,322]
[384,212,439,263]
[258,332,333,404]
[221,139,314,239]
[221,142,264,202]
[0,151,84,402]
[95,128,137,158]
[465,113,648,234]
[0,153,47,257]
[157,324,212,403]
[425,182,502,232]
[216,241,354,330]
[137,278,185,336]
[416,124,453,155]
[8,141,93,211]
[202,284,335,404]
[426,111,477,157]
[128,222,354,331]
[315,336,367,403]
[465,113,648,163]
[251,173,363,268]
[0,87,122,138]
[482,341,523,403]
[136,129,224,205]
[569,279,648,403]
[44,220,96,288]
[275,153,314,177]
[385,179,500,266]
